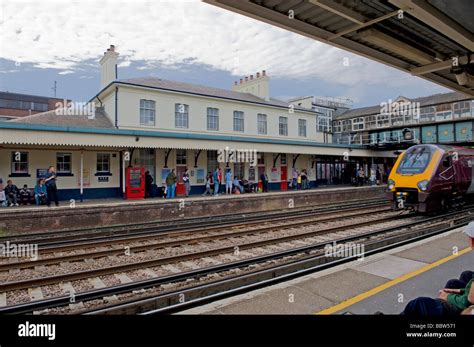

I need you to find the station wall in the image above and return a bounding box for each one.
[0,146,334,200]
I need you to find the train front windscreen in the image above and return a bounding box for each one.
[396,146,433,175]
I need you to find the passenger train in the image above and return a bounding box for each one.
[387,144,474,213]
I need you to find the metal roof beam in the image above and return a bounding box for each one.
[389,0,474,51]
[410,56,474,75]
[308,0,366,25]
[328,10,401,41]
[358,28,435,65]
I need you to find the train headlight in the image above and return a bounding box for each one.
[388,179,395,190]
[417,180,429,191]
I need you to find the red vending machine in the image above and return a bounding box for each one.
[125,167,145,199]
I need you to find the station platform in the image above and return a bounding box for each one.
[180,227,473,315]
[0,185,385,235]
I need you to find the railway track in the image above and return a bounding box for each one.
[0,208,410,291]
[0,204,396,271]
[2,203,470,314]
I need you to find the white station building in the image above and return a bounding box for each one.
[0,45,394,200]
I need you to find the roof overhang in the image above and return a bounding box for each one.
[203,0,474,96]
[0,123,395,157]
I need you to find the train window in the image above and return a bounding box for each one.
[396,149,431,175]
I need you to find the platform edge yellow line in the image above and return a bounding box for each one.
[316,247,472,315]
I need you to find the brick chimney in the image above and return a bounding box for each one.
[232,70,270,101]
[99,45,119,88]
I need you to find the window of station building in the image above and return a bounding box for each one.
[176,149,187,165]
[175,103,189,128]
[279,116,288,136]
[453,101,471,119]
[7,100,21,109]
[257,113,267,135]
[352,117,365,131]
[365,115,377,129]
[32,102,48,111]
[281,153,287,165]
[207,107,219,131]
[257,153,265,165]
[436,111,452,121]
[233,111,244,132]
[298,119,307,137]
[234,162,245,179]
[333,120,342,133]
[420,106,435,122]
[376,114,390,128]
[342,119,352,132]
[207,150,218,173]
[11,151,28,174]
[56,153,72,173]
[96,153,111,173]
[136,149,156,179]
[140,99,156,126]
[317,115,332,132]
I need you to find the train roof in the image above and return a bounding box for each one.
[407,144,474,155]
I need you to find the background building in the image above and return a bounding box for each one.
[332,92,474,148]
[0,45,394,200]
[0,91,65,121]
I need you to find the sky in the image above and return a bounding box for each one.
[0,0,450,108]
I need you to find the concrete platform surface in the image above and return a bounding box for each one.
[180,227,472,315]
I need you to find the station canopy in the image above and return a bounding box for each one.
[204,0,474,96]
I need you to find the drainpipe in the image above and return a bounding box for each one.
[115,86,118,128]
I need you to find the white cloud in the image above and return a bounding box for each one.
[58,70,75,75]
[0,0,446,93]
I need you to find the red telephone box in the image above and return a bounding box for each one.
[176,166,186,196]
[125,167,145,199]
[280,166,287,191]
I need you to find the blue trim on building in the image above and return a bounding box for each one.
[58,187,122,201]
[0,122,366,149]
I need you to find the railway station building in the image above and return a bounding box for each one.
[0,46,396,201]
[331,92,474,148]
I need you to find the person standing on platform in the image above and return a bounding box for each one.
[145,170,154,198]
[218,167,222,194]
[260,171,269,193]
[166,169,177,199]
[297,172,302,190]
[225,168,232,195]
[202,172,213,196]
[183,168,191,197]
[213,168,219,196]
[292,168,298,190]
[376,167,382,185]
[44,166,59,207]
[301,169,308,189]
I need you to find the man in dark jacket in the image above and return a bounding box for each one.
[145,171,154,198]
[260,171,269,193]
[5,180,19,207]
[44,166,59,207]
